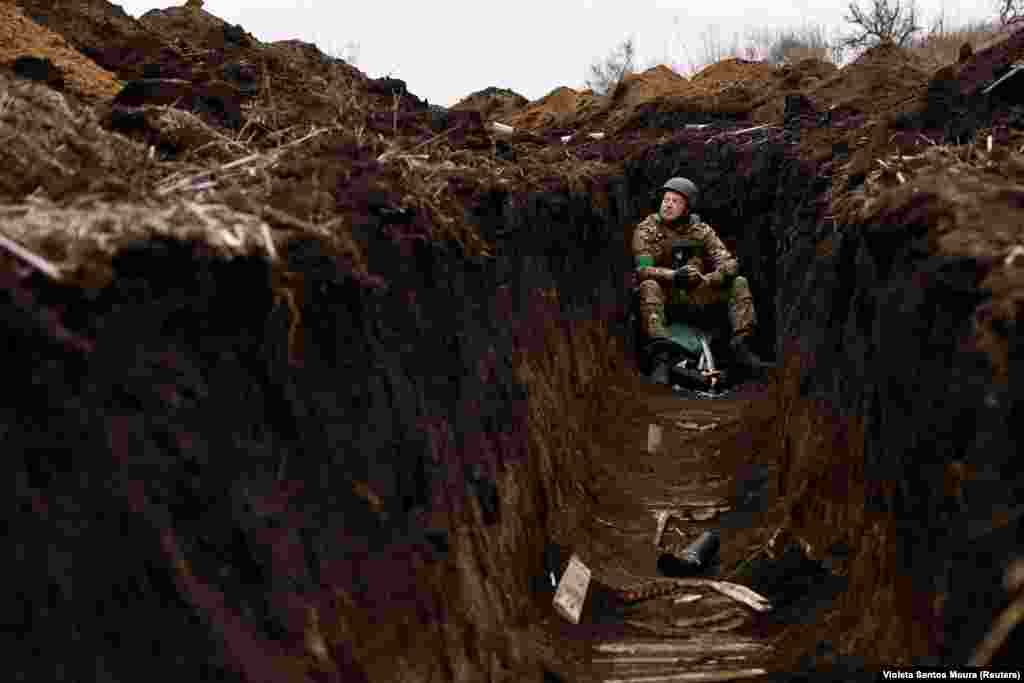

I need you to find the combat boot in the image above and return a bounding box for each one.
[730,335,774,379]
[639,302,670,340]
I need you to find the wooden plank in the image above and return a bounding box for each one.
[603,669,768,682]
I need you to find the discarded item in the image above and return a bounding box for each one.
[647,424,663,453]
[677,421,701,430]
[0,230,63,281]
[689,507,725,521]
[596,637,766,656]
[967,589,1024,667]
[561,134,573,144]
[707,580,772,613]
[653,510,670,546]
[553,554,591,624]
[685,123,712,129]
[969,557,1024,665]
[1005,245,1024,266]
[606,663,768,681]
[488,121,516,136]
[674,593,704,604]
[588,132,606,139]
[982,61,1024,96]
[658,530,720,577]
[647,499,727,509]
[550,571,557,588]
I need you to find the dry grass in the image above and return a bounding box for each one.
[907,18,1015,70]
[654,15,1018,81]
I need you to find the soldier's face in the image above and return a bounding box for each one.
[659,191,688,222]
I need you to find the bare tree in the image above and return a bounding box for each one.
[996,0,1024,26]
[749,24,832,64]
[842,0,923,48]
[586,37,637,95]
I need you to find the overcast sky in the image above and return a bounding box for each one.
[117,0,999,107]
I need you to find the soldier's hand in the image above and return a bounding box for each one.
[674,266,704,288]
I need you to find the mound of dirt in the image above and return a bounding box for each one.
[137,4,256,50]
[505,85,584,130]
[751,42,931,128]
[451,86,529,121]
[896,26,1024,143]
[16,0,195,81]
[815,42,930,113]
[0,3,120,99]
[0,72,153,201]
[612,64,689,107]
[15,0,419,134]
[691,57,774,87]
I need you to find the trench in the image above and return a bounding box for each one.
[6,110,1019,682]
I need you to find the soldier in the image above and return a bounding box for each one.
[632,177,771,376]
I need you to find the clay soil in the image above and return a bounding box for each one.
[5,0,1024,679]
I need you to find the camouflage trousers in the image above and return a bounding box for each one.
[638,275,757,341]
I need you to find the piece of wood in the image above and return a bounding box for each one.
[968,591,1024,666]
[596,639,765,655]
[553,554,591,624]
[647,424,663,453]
[653,510,670,546]
[489,121,515,136]
[707,581,772,613]
[603,669,769,682]
[0,231,62,280]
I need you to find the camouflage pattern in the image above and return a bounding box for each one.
[632,212,756,340]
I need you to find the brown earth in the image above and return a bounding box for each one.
[0,2,120,99]
[451,86,529,122]
[4,0,1024,680]
[505,85,588,131]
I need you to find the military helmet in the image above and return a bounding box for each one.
[660,177,698,209]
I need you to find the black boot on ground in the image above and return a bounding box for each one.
[730,336,774,379]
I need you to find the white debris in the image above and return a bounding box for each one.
[553,554,591,624]
[647,424,663,453]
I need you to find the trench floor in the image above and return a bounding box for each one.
[536,373,816,682]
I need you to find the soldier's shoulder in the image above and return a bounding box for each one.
[689,215,717,235]
[635,214,660,235]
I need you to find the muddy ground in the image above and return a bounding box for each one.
[3,1,1024,680]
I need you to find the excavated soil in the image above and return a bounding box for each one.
[451,86,529,122]
[5,1,1024,680]
[0,3,120,99]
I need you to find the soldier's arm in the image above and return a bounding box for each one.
[632,221,675,282]
[699,223,738,284]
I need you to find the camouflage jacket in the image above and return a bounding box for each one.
[631,212,738,283]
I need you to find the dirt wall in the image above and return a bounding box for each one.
[3,180,636,681]
[774,148,1024,667]
[624,108,1024,668]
